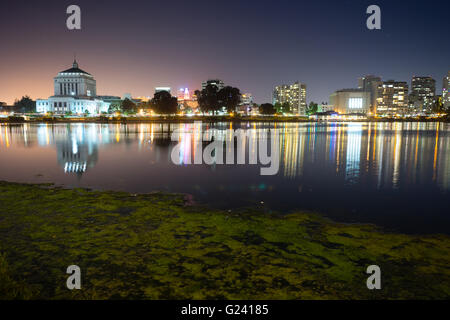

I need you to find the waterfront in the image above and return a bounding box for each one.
[0,121,449,234]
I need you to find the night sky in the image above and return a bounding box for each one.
[0,0,448,105]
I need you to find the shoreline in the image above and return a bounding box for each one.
[0,180,449,299]
[1,115,449,124]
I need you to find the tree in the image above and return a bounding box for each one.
[250,103,259,113]
[306,102,318,115]
[432,97,444,113]
[218,86,241,113]
[150,91,178,115]
[259,103,276,115]
[195,84,220,114]
[121,98,137,114]
[14,96,36,113]
[196,85,242,114]
[274,102,291,114]
[181,103,194,114]
[108,102,121,114]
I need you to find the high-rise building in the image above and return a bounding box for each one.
[410,76,436,113]
[155,87,171,94]
[376,80,409,116]
[240,93,253,106]
[329,89,371,114]
[202,79,225,91]
[273,82,307,115]
[177,88,191,101]
[358,75,382,113]
[177,88,198,111]
[237,93,253,114]
[443,71,450,110]
[36,60,110,114]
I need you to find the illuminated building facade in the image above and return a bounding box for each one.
[177,88,198,112]
[36,60,110,115]
[177,88,191,101]
[329,89,371,114]
[273,82,307,115]
[358,75,382,113]
[237,93,253,114]
[155,87,172,94]
[409,76,436,113]
[201,79,225,91]
[240,93,253,106]
[376,81,409,116]
[443,71,450,110]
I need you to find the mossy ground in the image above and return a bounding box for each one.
[0,181,449,300]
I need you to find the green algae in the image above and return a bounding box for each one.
[0,181,449,300]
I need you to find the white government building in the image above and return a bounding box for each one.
[37,60,110,115]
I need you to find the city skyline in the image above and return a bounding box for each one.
[0,0,449,105]
[2,56,448,108]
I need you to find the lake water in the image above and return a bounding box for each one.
[0,122,449,234]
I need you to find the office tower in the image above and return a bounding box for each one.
[273,81,307,115]
[240,93,253,106]
[201,79,225,91]
[410,76,436,113]
[155,87,172,94]
[443,71,450,110]
[376,80,409,116]
[358,75,382,113]
[177,88,191,101]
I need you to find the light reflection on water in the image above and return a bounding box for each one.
[0,122,449,234]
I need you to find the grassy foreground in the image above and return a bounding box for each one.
[0,181,449,300]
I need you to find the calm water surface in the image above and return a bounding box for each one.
[0,122,449,234]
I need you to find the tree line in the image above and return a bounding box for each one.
[194,85,241,114]
[5,94,319,116]
[8,92,448,116]
[111,84,243,115]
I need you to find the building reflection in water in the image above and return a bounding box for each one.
[165,121,449,192]
[345,123,362,183]
[0,122,449,192]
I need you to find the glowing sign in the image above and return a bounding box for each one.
[349,98,363,109]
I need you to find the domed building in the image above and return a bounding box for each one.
[36,60,110,115]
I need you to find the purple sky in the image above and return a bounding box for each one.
[0,0,449,105]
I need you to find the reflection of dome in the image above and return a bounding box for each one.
[57,141,98,175]
[55,125,100,176]
[64,161,88,173]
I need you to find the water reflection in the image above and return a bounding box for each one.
[0,122,449,192]
[2,121,450,232]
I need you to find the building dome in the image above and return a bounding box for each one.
[36,58,110,115]
[59,59,91,75]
